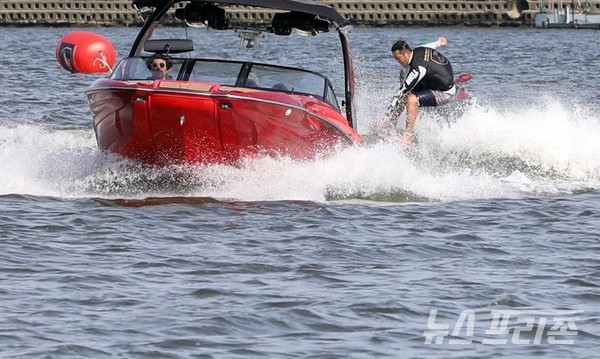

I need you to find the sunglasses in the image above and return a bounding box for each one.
[151,62,166,69]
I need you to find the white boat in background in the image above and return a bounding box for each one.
[534,0,600,28]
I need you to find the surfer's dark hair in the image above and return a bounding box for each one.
[391,40,411,52]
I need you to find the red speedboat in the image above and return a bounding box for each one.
[56,0,361,165]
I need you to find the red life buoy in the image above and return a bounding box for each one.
[56,31,116,74]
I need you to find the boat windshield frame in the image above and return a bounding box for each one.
[128,0,355,127]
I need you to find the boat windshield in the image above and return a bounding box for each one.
[110,57,340,111]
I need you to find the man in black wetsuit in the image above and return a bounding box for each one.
[384,39,455,146]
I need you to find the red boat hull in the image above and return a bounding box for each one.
[88,78,361,165]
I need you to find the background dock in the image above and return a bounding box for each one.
[1,0,600,27]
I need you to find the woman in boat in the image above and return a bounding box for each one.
[146,54,173,80]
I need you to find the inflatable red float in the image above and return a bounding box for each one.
[56,31,117,74]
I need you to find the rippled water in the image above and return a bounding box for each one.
[1,25,599,357]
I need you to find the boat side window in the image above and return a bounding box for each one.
[324,82,341,112]
[250,64,339,108]
[246,65,280,90]
[110,58,142,80]
[188,60,242,86]
[249,65,319,94]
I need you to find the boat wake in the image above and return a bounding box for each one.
[1,97,599,203]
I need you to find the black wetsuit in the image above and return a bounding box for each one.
[403,46,454,94]
[387,47,454,116]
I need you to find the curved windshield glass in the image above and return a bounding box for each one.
[110,57,340,110]
[110,57,184,81]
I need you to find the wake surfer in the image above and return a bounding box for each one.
[378,37,455,147]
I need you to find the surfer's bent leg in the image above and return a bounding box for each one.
[399,88,456,145]
[415,90,438,107]
[415,87,456,108]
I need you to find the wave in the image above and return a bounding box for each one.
[1,97,599,202]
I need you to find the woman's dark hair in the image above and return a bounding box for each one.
[391,40,411,52]
[145,54,173,70]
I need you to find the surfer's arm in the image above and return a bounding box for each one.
[382,66,427,129]
[420,37,447,49]
[384,67,425,120]
[384,87,406,123]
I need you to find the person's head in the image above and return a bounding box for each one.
[146,54,172,79]
[391,40,412,66]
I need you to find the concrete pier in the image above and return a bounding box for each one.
[1,0,600,27]
[0,1,138,26]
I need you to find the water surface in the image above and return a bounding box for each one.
[1,26,599,358]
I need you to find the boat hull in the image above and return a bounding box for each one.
[88,78,361,165]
